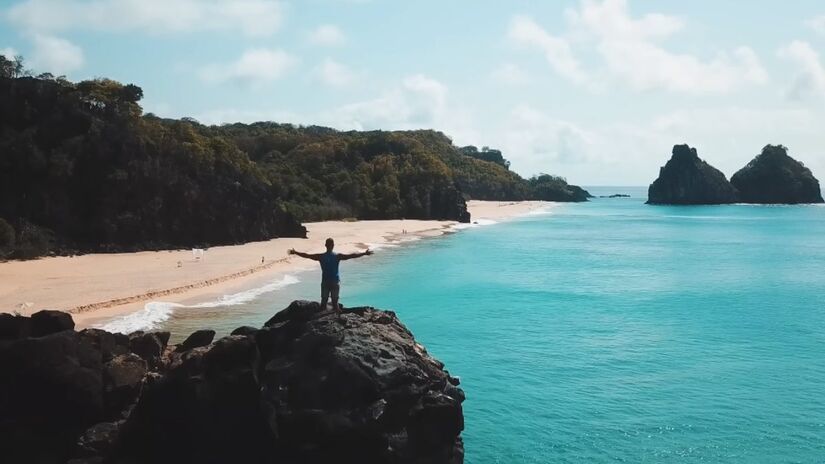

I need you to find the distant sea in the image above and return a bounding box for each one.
[105,186,825,463]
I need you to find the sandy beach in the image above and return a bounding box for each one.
[0,201,553,328]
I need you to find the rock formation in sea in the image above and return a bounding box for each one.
[730,144,824,204]
[0,302,465,464]
[647,144,739,205]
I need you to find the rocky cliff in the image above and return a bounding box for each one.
[647,144,739,205]
[730,144,824,204]
[0,302,465,464]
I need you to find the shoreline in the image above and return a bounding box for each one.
[0,201,555,329]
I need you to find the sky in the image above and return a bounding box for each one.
[2,0,825,186]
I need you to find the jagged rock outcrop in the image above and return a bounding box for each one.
[174,328,215,352]
[648,144,739,205]
[730,144,824,204]
[0,301,465,464]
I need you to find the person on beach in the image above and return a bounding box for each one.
[289,238,373,312]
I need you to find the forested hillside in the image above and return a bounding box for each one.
[0,56,588,259]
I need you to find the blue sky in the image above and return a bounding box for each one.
[2,0,825,186]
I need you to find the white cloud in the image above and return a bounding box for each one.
[491,104,825,185]
[565,0,684,41]
[779,40,825,99]
[317,74,479,143]
[199,48,296,85]
[183,95,825,186]
[509,0,768,94]
[194,108,302,126]
[6,0,284,37]
[1,47,18,58]
[30,34,84,73]
[308,24,346,46]
[508,15,589,85]
[491,63,531,85]
[315,58,356,87]
[322,74,447,129]
[501,105,596,170]
[806,15,825,35]
[191,74,477,142]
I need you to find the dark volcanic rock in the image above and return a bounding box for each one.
[175,329,216,352]
[731,144,824,204]
[0,313,30,340]
[118,335,272,463]
[255,301,464,463]
[128,331,169,368]
[0,330,104,463]
[79,328,118,362]
[30,309,75,336]
[0,303,465,464]
[230,325,259,337]
[76,421,122,457]
[648,144,739,205]
[103,353,147,417]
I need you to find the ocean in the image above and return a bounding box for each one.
[104,186,825,463]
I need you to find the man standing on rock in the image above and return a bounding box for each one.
[289,238,373,312]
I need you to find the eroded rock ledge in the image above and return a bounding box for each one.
[0,302,465,464]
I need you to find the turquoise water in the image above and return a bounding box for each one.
[156,187,825,463]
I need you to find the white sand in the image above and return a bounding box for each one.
[0,201,554,327]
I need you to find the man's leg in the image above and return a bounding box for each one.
[321,282,330,310]
[331,282,340,312]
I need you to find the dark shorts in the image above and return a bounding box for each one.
[321,280,340,301]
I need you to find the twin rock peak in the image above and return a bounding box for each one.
[648,144,824,205]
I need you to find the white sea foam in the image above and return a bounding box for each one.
[95,274,300,333]
[189,274,300,308]
[451,218,498,230]
[96,301,180,334]
[526,208,554,216]
[364,242,401,251]
[395,235,423,243]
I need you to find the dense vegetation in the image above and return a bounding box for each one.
[0,55,589,259]
[205,124,591,222]
[0,56,306,259]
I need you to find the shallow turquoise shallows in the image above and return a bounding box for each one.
[158,187,825,463]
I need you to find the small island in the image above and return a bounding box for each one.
[647,144,739,205]
[730,145,824,204]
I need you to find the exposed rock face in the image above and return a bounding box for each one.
[230,325,259,337]
[648,144,739,205]
[730,144,824,204]
[174,328,215,352]
[0,301,465,464]
[255,301,464,463]
[30,309,75,336]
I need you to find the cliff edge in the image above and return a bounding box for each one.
[0,302,465,464]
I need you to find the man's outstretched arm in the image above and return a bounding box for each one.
[288,249,322,261]
[339,249,373,261]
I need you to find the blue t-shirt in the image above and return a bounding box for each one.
[320,251,340,282]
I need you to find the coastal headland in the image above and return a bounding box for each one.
[0,301,466,463]
[0,200,553,328]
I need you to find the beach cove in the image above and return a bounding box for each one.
[0,201,552,329]
[4,189,825,463]
[109,187,825,463]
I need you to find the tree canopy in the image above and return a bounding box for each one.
[0,56,588,259]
